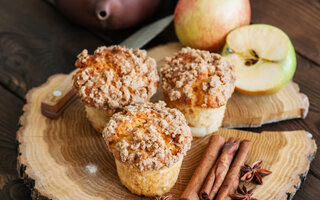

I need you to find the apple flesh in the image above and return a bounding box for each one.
[222,24,296,95]
[174,0,251,52]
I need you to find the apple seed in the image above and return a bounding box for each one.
[250,49,259,58]
[245,59,259,66]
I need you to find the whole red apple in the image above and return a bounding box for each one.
[174,0,251,52]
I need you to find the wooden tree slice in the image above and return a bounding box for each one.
[148,42,309,128]
[223,82,309,128]
[17,74,316,200]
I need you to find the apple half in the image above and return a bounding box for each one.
[222,24,296,95]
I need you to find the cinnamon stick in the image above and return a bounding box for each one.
[180,135,225,200]
[215,140,252,200]
[199,138,241,200]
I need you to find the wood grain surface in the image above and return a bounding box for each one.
[251,0,320,65]
[17,74,317,199]
[0,87,23,188]
[0,0,105,97]
[0,87,30,200]
[0,0,319,199]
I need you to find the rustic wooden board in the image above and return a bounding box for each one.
[148,42,309,128]
[251,0,320,65]
[17,74,316,200]
[0,87,24,189]
[0,0,106,98]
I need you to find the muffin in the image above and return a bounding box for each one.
[73,46,159,132]
[103,101,192,196]
[161,47,236,137]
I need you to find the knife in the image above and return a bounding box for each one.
[41,15,173,119]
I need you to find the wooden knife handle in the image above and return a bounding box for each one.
[41,70,78,119]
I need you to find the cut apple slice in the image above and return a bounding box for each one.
[227,54,285,94]
[222,24,296,95]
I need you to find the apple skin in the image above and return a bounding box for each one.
[174,0,251,52]
[222,25,297,95]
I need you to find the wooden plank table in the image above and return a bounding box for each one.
[0,0,319,199]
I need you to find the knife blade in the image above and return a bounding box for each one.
[41,15,174,119]
[120,14,173,49]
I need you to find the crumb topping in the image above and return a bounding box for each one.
[103,101,192,171]
[161,47,236,108]
[73,46,159,110]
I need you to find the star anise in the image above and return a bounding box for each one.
[230,185,257,200]
[149,194,172,200]
[241,160,272,185]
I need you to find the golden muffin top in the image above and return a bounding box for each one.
[73,46,159,111]
[103,101,192,171]
[161,47,236,108]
